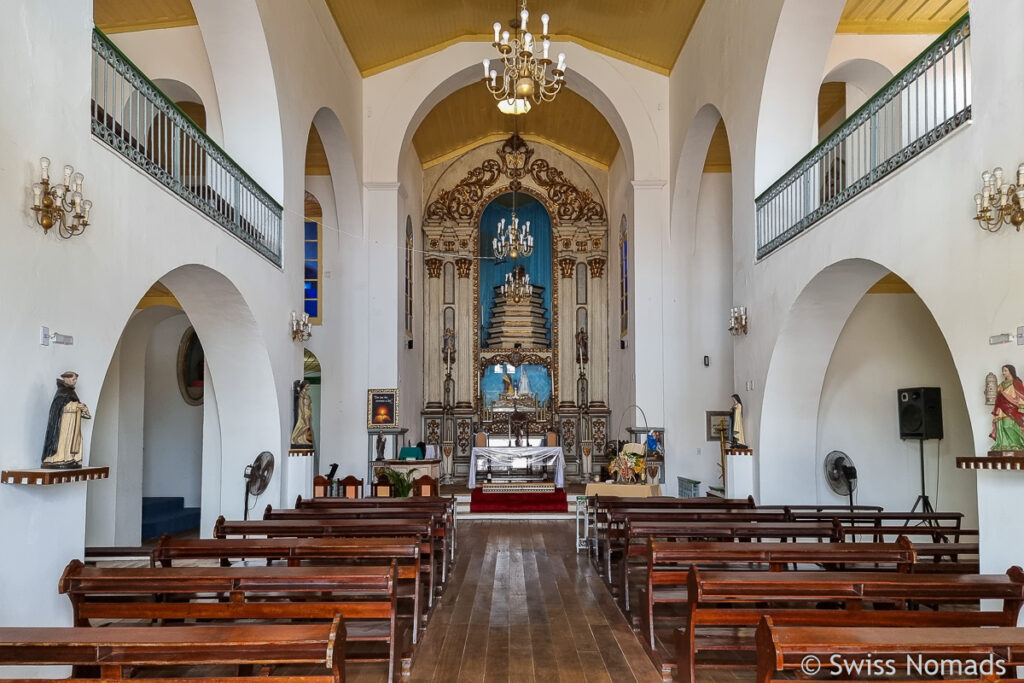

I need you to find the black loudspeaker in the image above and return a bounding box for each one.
[897,387,943,440]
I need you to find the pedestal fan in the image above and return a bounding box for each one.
[243,451,275,520]
[824,450,858,512]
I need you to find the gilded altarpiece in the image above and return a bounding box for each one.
[421,135,610,479]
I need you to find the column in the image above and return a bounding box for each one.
[455,257,474,408]
[588,257,608,408]
[424,258,443,408]
[557,257,576,408]
[363,183,401,390]
[631,180,669,426]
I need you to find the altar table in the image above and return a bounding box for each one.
[583,482,662,497]
[469,447,565,488]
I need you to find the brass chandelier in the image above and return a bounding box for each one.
[482,0,566,115]
[501,265,533,303]
[974,165,1024,232]
[31,157,92,239]
[492,189,533,259]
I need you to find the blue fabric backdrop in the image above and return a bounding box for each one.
[478,196,551,348]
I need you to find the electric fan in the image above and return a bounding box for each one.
[243,451,275,520]
[823,450,858,512]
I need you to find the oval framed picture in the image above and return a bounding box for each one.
[177,326,205,406]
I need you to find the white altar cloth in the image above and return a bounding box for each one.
[469,446,565,489]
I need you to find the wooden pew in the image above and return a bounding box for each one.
[212,516,441,608]
[263,504,453,584]
[672,566,1024,683]
[151,536,426,644]
[606,516,839,587]
[639,538,918,647]
[756,618,1024,683]
[601,509,793,583]
[58,560,402,681]
[0,618,344,681]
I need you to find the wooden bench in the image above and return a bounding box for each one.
[601,509,793,583]
[756,618,1024,683]
[671,566,1024,683]
[0,618,343,681]
[58,560,402,681]
[150,536,426,644]
[639,538,917,647]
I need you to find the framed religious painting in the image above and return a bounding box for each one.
[367,389,399,429]
[705,410,730,442]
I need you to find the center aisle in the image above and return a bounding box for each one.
[404,520,662,683]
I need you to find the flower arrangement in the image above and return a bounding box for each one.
[608,452,645,483]
[375,467,418,497]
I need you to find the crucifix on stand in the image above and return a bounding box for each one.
[576,326,591,480]
[441,327,456,484]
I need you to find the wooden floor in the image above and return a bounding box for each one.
[365,519,664,683]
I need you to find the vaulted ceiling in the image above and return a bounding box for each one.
[323,0,705,77]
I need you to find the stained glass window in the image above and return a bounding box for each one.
[304,220,321,323]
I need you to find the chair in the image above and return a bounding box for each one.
[337,475,363,499]
[411,474,438,497]
[546,430,558,447]
[312,475,330,498]
[373,475,395,498]
[475,432,488,447]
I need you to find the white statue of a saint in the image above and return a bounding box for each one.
[517,367,532,397]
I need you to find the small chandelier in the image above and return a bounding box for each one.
[31,157,92,239]
[974,165,1024,232]
[492,210,533,260]
[483,0,566,115]
[501,265,533,304]
[290,310,312,342]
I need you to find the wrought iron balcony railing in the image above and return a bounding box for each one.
[755,15,970,259]
[90,29,282,266]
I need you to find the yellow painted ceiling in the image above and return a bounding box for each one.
[837,0,967,33]
[136,282,182,310]
[413,83,618,169]
[305,127,330,176]
[867,272,914,293]
[94,0,197,34]
[702,120,730,173]
[324,0,705,76]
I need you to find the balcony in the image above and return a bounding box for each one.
[755,15,970,259]
[90,29,282,267]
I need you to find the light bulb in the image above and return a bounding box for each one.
[490,69,497,87]
[482,59,490,78]
[541,13,549,34]
[63,165,73,186]
[543,39,550,60]
[40,157,50,181]
[524,32,533,52]
[32,183,43,207]
[557,53,566,71]
[72,172,84,191]
[501,30,509,45]
[520,8,528,32]
[493,22,501,42]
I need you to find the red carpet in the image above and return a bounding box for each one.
[470,487,568,513]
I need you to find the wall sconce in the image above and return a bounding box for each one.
[31,157,92,238]
[974,164,1024,232]
[729,306,748,336]
[290,311,312,342]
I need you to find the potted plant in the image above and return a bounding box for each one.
[375,467,419,497]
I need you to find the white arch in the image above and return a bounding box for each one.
[193,0,284,201]
[363,40,666,183]
[823,58,893,97]
[754,0,845,194]
[309,107,363,239]
[671,103,729,246]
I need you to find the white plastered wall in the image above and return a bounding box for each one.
[816,293,977,526]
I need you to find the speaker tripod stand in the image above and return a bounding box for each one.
[908,438,937,522]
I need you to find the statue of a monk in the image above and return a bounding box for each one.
[42,371,91,469]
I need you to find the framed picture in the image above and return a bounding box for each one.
[705,410,730,442]
[367,389,399,429]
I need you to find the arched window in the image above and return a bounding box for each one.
[619,215,628,337]
[404,217,414,338]
[304,192,323,324]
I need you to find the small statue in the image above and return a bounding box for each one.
[375,432,386,461]
[42,371,91,469]
[576,326,589,366]
[442,327,456,367]
[729,394,746,448]
[290,380,314,450]
[991,365,1024,453]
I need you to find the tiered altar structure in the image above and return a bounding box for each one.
[420,135,610,482]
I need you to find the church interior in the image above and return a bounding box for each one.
[3,0,1024,680]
